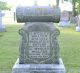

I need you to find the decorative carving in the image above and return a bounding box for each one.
[19,23,60,64]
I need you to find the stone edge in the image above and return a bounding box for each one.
[12,58,66,73]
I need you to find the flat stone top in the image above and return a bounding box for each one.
[16,6,60,22]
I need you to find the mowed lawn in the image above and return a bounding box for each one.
[0,24,80,73]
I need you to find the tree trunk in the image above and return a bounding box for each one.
[72,0,76,16]
[56,0,59,6]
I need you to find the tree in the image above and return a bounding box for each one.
[76,0,80,14]
[72,0,77,16]
[0,1,11,10]
[56,0,59,6]
[72,0,80,16]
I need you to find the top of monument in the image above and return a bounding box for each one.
[16,6,61,22]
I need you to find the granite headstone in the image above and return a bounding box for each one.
[0,10,6,32]
[12,6,66,73]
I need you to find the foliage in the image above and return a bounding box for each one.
[72,0,80,16]
[0,1,11,10]
[76,0,80,14]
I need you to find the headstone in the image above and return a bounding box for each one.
[59,11,70,27]
[12,6,66,73]
[76,15,80,32]
[0,10,6,32]
[70,16,77,24]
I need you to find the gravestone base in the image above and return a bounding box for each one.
[12,58,66,73]
[59,21,70,27]
[76,26,80,32]
[0,24,6,32]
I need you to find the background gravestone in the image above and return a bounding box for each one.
[12,6,66,73]
[76,15,80,32]
[0,10,6,32]
[59,11,70,27]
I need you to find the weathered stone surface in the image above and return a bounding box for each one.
[12,6,66,73]
[16,6,60,22]
[19,22,60,64]
[12,58,66,73]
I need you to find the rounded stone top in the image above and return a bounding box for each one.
[16,6,61,23]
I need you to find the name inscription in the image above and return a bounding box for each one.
[23,7,54,16]
[28,32,50,59]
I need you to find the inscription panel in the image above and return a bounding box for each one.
[28,32,50,59]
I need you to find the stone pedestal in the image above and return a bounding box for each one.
[12,58,65,73]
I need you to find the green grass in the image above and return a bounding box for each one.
[0,24,80,73]
[0,24,22,73]
[58,26,80,73]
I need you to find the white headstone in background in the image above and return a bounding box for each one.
[0,10,6,32]
[59,11,70,27]
[76,15,80,32]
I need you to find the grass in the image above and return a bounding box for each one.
[0,24,22,73]
[58,25,80,73]
[0,24,80,73]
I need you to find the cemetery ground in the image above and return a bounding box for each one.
[0,24,80,73]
